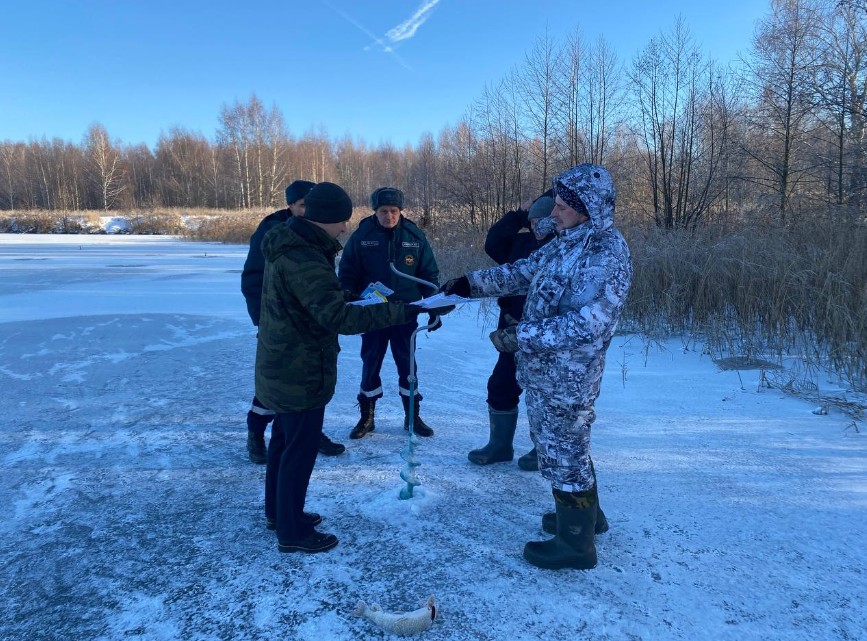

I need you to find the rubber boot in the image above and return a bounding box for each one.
[349,395,376,440]
[541,458,608,534]
[517,446,539,471]
[468,406,517,465]
[542,505,609,535]
[402,395,433,437]
[523,487,598,570]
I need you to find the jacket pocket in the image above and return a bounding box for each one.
[318,344,339,396]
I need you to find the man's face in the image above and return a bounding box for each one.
[375,206,401,229]
[288,198,306,216]
[317,220,348,239]
[552,195,590,231]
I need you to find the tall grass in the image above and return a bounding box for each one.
[624,222,867,394]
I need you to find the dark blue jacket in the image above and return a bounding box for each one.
[338,215,439,303]
[484,208,541,324]
[241,208,291,325]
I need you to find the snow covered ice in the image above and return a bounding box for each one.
[1,234,865,640]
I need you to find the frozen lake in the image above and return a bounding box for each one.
[1,234,865,641]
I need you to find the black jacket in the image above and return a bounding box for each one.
[484,208,541,324]
[241,208,291,326]
[338,215,439,302]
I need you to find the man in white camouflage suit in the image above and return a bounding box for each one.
[442,164,632,569]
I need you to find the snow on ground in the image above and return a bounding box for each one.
[1,234,865,641]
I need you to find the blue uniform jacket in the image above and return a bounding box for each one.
[338,215,440,303]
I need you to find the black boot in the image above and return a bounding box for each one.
[517,446,539,471]
[277,530,338,553]
[542,505,609,535]
[468,406,517,465]
[402,395,433,437]
[349,395,376,440]
[524,488,598,570]
[246,432,266,464]
[266,512,323,530]
[246,410,271,464]
[318,432,346,455]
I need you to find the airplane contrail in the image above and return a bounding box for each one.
[386,0,441,43]
[320,0,414,70]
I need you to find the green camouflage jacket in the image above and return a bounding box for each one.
[255,217,408,412]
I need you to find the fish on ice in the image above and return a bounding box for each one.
[352,595,436,636]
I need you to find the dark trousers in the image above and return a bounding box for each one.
[486,351,522,411]
[359,320,419,398]
[264,407,325,542]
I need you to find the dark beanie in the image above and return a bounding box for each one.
[370,187,404,210]
[285,180,315,205]
[303,182,353,223]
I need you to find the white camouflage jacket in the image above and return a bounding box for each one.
[467,174,632,407]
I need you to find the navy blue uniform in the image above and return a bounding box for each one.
[338,215,439,398]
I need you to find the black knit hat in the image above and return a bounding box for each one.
[285,180,315,205]
[370,187,404,210]
[303,182,353,223]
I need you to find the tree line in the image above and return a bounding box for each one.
[1,0,865,231]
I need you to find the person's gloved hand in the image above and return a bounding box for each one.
[343,289,361,303]
[442,276,471,298]
[403,303,425,321]
[436,304,456,316]
[427,313,442,332]
[489,325,519,353]
[532,215,558,241]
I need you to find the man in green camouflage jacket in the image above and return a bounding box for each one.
[256,182,421,554]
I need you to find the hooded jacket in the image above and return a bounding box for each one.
[338,215,439,302]
[467,165,632,407]
[255,216,409,412]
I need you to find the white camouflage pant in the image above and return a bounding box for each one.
[525,388,596,492]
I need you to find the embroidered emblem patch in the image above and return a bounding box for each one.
[404,254,415,266]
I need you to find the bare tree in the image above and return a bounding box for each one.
[84,124,126,210]
[741,0,823,219]
[0,142,25,211]
[408,133,438,227]
[813,1,867,208]
[629,18,730,228]
[520,29,558,192]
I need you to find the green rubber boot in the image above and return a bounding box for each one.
[468,407,518,465]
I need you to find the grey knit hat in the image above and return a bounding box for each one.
[527,195,555,220]
[303,182,353,223]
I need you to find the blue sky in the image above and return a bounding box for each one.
[0,0,770,149]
